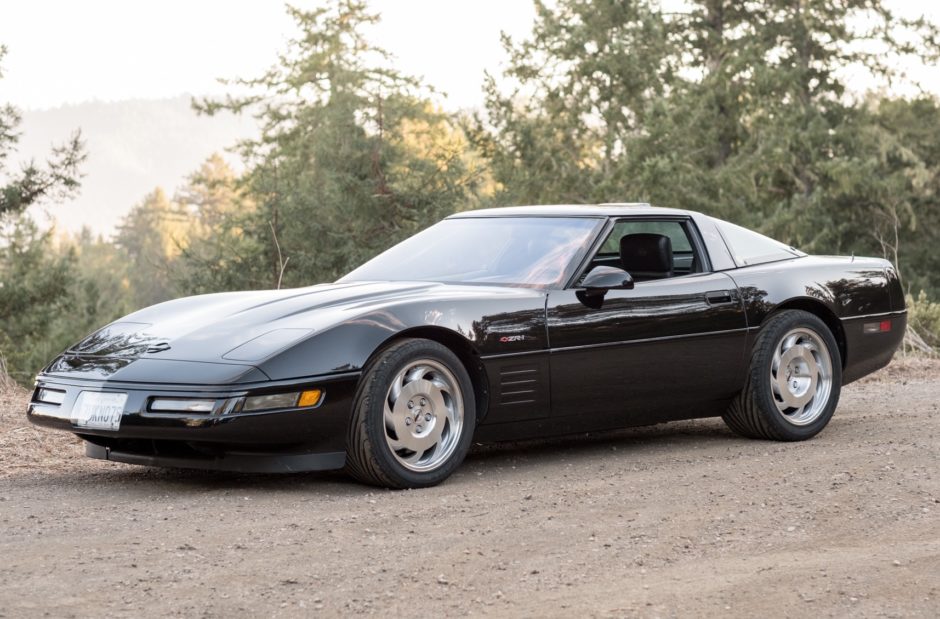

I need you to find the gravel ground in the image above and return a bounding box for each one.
[0,358,938,617]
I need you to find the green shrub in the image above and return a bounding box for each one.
[905,291,940,355]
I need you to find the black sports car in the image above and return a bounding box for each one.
[28,204,906,488]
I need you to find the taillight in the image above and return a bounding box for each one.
[863,320,891,334]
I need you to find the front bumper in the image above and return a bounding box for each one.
[27,371,360,473]
[84,442,345,473]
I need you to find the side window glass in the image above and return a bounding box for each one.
[592,219,699,279]
[599,221,692,254]
[716,220,803,266]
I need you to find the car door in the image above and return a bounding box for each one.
[546,216,748,426]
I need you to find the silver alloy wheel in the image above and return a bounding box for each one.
[383,359,464,472]
[770,327,833,426]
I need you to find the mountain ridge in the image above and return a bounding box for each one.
[15,95,255,236]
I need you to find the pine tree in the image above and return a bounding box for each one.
[174,154,262,294]
[114,188,188,307]
[191,1,488,289]
[477,0,940,292]
[0,44,87,382]
[0,46,85,216]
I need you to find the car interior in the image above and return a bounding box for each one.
[584,219,702,282]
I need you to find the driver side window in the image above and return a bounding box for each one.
[587,219,701,282]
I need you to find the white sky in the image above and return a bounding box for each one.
[0,0,538,111]
[1,1,938,111]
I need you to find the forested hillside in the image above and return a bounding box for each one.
[16,96,252,234]
[2,0,939,384]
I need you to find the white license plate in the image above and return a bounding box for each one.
[72,392,127,431]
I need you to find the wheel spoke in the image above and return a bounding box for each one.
[384,398,397,433]
[397,445,427,466]
[426,414,446,448]
[406,365,428,384]
[426,388,448,416]
[389,430,425,454]
[389,370,405,404]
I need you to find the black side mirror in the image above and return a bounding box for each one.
[576,266,634,308]
[581,266,634,294]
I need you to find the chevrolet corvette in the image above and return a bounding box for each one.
[27,204,906,488]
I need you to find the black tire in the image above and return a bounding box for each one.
[723,310,842,441]
[345,338,476,489]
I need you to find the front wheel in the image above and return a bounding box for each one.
[345,339,475,489]
[723,310,842,441]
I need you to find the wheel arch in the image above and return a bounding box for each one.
[768,298,846,368]
[369,326,491,423]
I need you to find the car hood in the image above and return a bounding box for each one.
[60,280,537,368]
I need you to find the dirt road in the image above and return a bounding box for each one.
[1,359,938,617]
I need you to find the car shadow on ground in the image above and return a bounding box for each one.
[467,417,736,464]
[11,417,751,497]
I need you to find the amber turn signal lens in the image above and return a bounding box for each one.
[298,389,323,408]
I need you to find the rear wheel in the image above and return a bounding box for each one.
[345,339,475,488]
[723,310,841,441]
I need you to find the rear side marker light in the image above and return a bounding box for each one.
[863,320,892,334]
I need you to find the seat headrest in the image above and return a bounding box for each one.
[619,233,673,279]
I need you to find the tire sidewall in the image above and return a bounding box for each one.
[358,339,476,488]
[751,311,843,440]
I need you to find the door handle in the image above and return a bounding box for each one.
[705,290,736,305]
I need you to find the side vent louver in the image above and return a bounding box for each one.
[498,364,539,405]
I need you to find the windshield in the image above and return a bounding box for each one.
[340,216,602,287]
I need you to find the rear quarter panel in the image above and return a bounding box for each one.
[724,256,905,384]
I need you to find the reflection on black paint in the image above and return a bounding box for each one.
[736,265,891,327]
[346,309,407,333]
[549,289,743,347]
[575,290,604,310]
[69,322,157,357]
[546,274,749,421]
[46,354,133,376]
[815,270,888,314]
[471,306,546,350]
[738,285,772,316]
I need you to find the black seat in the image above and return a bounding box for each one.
[619,233,673,280]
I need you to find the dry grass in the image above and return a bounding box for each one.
[0,357,18,393]
[0,381,90,479]
[856,354,940,384]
